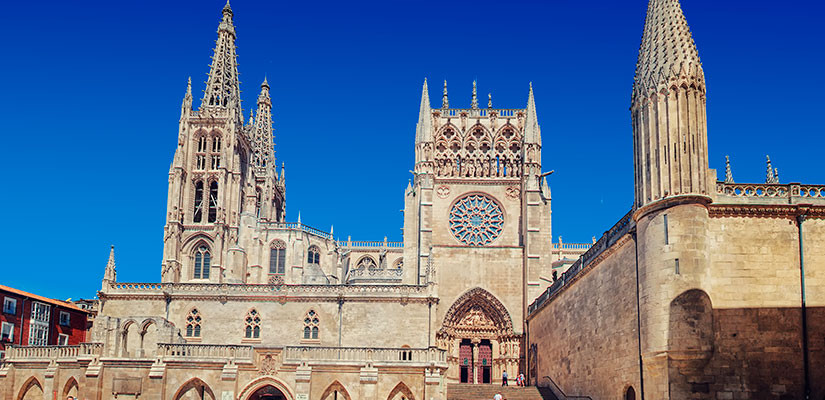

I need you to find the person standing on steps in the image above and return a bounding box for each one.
[494,392,503,400]
[502,370,508,386]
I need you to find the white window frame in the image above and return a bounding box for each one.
[1,321,14,342]
[2,297,16,314]
[59,311,71,326]
[28,302,51,346]
[58,333,69,346]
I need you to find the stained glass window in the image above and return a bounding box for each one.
[449,194,504,246]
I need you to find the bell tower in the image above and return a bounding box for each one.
[161,2,283,284]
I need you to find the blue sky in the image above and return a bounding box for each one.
[1,0,822,300]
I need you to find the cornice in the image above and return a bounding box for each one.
[708,204,825,219]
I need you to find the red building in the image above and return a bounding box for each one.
[0,285,90,358]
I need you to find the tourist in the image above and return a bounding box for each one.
[502,370,508,386]
[494,392,503,400]
[517,372,525,386]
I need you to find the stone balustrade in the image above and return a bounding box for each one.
[341,240,403,249]
[157,343,254,362]
[552,242,592,251]
[105,282,429,296]
[265,222,333,239]
[282,346,447,366]
[5,342,103,360]
[436,108,522,117]
[716,182,825,204]
[347,267,403,282]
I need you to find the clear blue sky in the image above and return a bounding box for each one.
[1,0,822,300]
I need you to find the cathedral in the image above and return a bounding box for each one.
[2,0,823,399]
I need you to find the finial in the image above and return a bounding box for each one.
[330,225,334,236]
[186,77,192,95]
[442,80,449,109]
[104,245,117,282]
[297,211,301,225]
[765,155,776,183]
[262,75,269,88]
[248,109,254,125]
[471,80,478,109]
[774,168,779,184]
[724,155,734,183]
[223,0,232,13]
[488,93,492,109]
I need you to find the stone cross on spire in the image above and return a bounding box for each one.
[724,156,734,183]
[765,155,777,183]
[442,80,449,109]
[471,80,479,109]
[201,1,243,124]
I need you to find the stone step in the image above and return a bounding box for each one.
[447,384,559,400]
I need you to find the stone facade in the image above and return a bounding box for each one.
[0,3,583,399]
[527,0,825,399]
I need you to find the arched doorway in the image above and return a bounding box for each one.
[174,378,216,400]
[437,288,520,384]
[63,377,79,399]
[17,377,43,400]
[625,386,636,400]
[248,385,286,400]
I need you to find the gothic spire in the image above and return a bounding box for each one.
[201,2,243,123]
[524,83,541,145]
[442,80,449,109]
[471,80,479,109]
[632,0,703,102]
[252,77,274,170]
[765,155,777,183]
[103,245,117,283]
[724,155,734,183]
[415,79,431,144]
[181,77,193,117]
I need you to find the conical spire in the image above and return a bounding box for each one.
[201,2,243,123]
[632,0,703,101]
[252,77,274,170]
[724,156,734,183]
[471,80,479,109]
[415,79,432,144]
[524,83,541,145]
[765,155,777,183]
[104,245,117,282]
[442,80,449,109]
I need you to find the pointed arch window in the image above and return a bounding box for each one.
[193,181,204,223]
[244,309,261,339]
[208,182,218,223]
[270,240,286,275]
[194,245,211,279]
[303,309,319,340]
[195,136,207,170]
[185,308,202,337]
[307,245,321,265]
[210,136,221,170]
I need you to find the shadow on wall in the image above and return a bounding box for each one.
[667,289,824,400]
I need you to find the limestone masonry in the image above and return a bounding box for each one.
[2,0,823,399]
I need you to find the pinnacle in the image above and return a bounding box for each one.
[223,0,232,14]
[262,75,269,88]
[442,79,449,109]
[633,0,703,100]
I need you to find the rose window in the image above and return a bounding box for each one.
[449,194,504,246]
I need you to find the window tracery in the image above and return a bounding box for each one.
[193,245,211,279]
[307,245,321,265]
[449,194,504,246]
[193,181,204,223]
[303,309,319,340]
[356,256,377,270]
[185,308,202,337]
[244,309,261,339]
[207,181,218,223]
[433,124,522,178]
[269,240,286,274]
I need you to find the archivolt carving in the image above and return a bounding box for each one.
[437,287,514,341]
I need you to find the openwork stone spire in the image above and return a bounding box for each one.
[631,0,709,210]
[724,156,734,183]
[201,1,243,123]
[252,78,274,170]
[524,83,541,146]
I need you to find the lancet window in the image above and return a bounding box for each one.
[185,308,202,337]
[244,309,261,339]
[195,136,207,170]
[307,246,321,265]
[193,181,204,223]
[303,309,319,340]
[210,135,221,170]
[193,245,211,279]
[207,181,218,223]
[269,240,286,275]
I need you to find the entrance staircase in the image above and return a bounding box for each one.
[447,384,559,400]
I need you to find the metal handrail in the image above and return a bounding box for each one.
[540,376,593,400]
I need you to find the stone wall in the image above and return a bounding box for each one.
[527,234,641,399]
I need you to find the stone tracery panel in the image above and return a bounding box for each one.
[449,194,504,246]
[433,123,522,178]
